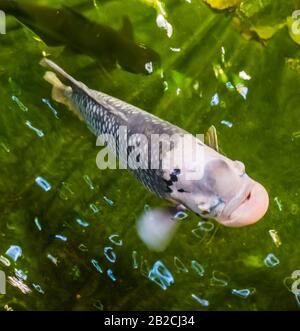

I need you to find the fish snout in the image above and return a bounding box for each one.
[217,181,269,227]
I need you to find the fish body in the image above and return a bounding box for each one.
[42,59,186,199]
[0,0,160,74]
[41,58,269,251]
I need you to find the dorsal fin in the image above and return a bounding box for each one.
[121,16,134,40]
[205,125,219,152]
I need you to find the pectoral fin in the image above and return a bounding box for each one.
[205,125,219,152]
[137,207,181,252]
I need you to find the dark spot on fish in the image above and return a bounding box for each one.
[164,179,173,186]
[177,188,188,193]
[170,174,178,182]
[170,169,180,182]
[163,178,173,193]
[166,186,173,193]
[136,154,140,162]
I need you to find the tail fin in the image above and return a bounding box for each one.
[40,58,79,86]
[40,58,83,120]
[43,71,72,106]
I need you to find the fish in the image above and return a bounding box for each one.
[40,58,269,251]
[0,0,160,74]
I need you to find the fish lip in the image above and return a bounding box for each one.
[221,178,255,218]
[217,182,269,227]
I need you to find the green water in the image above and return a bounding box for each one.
[0,0,300,311]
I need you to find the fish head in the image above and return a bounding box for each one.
[168,145,269,227]
[117,43,161,74]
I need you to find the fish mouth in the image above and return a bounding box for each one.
[217,180,269,227]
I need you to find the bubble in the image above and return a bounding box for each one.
[11,95,28,112]
[91,259,103,273]
[239,71,251,80]
[47,254,58,266]
[236,83,248,100]
[148,260,174,290]
[55,234,68,242]
[132,251,138,269]
[172,211,188,221]
[76,218,89,228]
[78,244,88,252]
[35,176,51,192]
[192,221,214,238]
[34,217,42,231]
[221,120,233,128]
[210,271,229,287]
[104,247,117,263]
[174,256,189,273]
[83,175,94,190]
[25,121,44,137]
[156,14,173,38]
[268,229,281,247]
[90,203,100,213]
[0,142,10,153]
[191,293,209,307]
[32,283,45,294]
[0,255,11,267]
[226,81,235,89]
[231,288,254,299]
[103,196,114,206]
[108,234,123,246]
[58,182,74,200]
[41,98,59,119]
[14,269,27,281]
[107,269,117,282]
[197,221,215,232]
[191,260,205,277]
[264,253,280,267]
[274,197,283,211]
[6,245,22,262]
[211,93,219,106]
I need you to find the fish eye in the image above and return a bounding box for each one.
[234,161,245,175]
